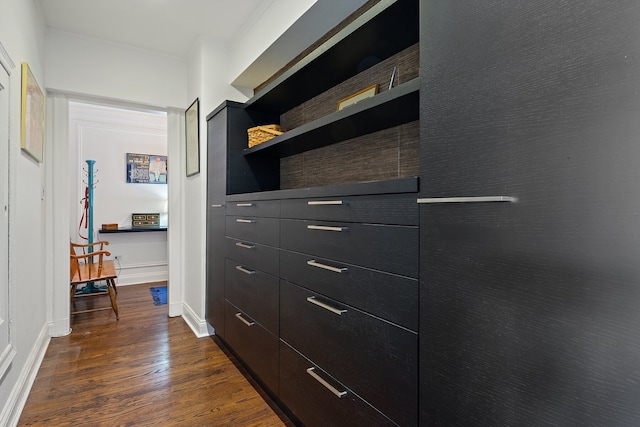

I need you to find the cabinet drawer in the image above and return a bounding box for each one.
[224,301,279,395]
[225,237,279,276]
[280,193,418,225]
[280,219,418,278]
[226,216,279,247]
[280,250,417,331]
[225,258,279,334]
[280,280,417,426]
[279,341,396,427]
[226,199,280,218]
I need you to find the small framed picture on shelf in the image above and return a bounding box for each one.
[185,98,199,177]
[336,84,378,111]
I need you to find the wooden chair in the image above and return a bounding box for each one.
[70,240,119,319]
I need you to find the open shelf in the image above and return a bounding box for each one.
[243,78,419,158]
[244,0,419,115]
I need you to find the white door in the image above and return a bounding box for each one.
[0,59,14,376]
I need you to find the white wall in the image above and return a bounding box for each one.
[68,101,168,286]
[0,0,50,425]
[45,30,188,109]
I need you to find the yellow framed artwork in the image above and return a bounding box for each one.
[21,62,45,163]
[336,84,378,111]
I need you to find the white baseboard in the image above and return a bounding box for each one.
[181,302,210,338]
[0,324,50,427]
[114,262,167,286]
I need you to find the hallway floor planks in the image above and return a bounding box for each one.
[18,282,292,426]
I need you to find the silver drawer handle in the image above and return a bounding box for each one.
[236,203,254,207]
[236,265,256,275]
[307,260,347,274]
[307,225,347,232]
[307,200,343,206]
[210,204,224,208]
[236,218,255,223]
[417,196,517,204]
[235,242,255,250]
[306,296,346,315]
[306,367,347,398]
[235,312,255,327]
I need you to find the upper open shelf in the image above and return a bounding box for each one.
[244,0,419,115]
[243,78,419,158]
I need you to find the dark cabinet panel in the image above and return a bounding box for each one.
[280,219,418,278]
[205,206,225,337]
[225,199,280,218]
[224,301,279,396]
[419,0,640,425]
[225,216,280,247]
[280,249,417,331]
[225,258,279,334]
[280,280,417,426]
[225,237,279,277]
[279,341,396,427]
[280,192,418,225]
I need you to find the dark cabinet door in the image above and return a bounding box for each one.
[205,104,232,337]
[420,0,640,425]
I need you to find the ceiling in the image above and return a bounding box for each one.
[38,0,275,58]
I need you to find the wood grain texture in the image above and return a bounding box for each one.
[18,283,292,427]
[420,0,640,425]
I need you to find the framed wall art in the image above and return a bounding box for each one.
[185,98,199,177]
[336,84,378,111]
[126,153,167,184]
[20,62,45,163]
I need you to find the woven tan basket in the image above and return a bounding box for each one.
[247,124,284,147]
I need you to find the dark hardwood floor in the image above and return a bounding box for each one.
[18,282,292,426]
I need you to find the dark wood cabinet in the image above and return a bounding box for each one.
[206,0,640,425]
[279,341,397,427]
[280,280,417,426]
[206,1,421,425]
[419,0,640,425]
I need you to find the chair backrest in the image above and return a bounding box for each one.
[70,242,79,282]
[70,240,112,283]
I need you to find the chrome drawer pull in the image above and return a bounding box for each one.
[306,296,347,315]
[306,367,347,398]
[236,218,255,223]
[210,204,224,208]
[236,203,254,207]
[307,225,347,232]
[417,196,517,204]
[235,312,255,327]
[235,242,255,250]
[307,260,347,274]
[307,200,343,206]
[236,265,256,275]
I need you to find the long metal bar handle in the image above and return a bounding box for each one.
[236,203,254,207]
[210,204,224,208]
[307,200,344,206]
[235,242,255,250]
[306,296,347,315]
[236,265,256,275]
[307,260,347,274]
[235,312,255,327]
[236,218,255,223]
[417,196,517,204]
[306,367,347,398]
[307,225,347,232]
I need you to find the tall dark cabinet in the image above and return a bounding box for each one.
[209,0,640,425]
[419,0,640,425]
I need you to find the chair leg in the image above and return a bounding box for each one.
[70,284,77,307]
[107,278,119,320]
